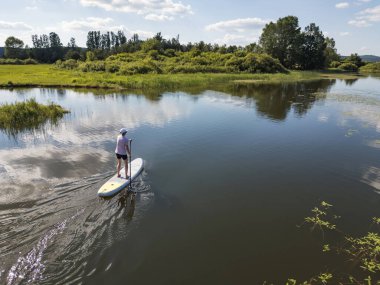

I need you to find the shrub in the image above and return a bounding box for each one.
[55,59,79,70]
[105,62,120,73]
[330,61,341,68]
[168,64,225,73]
[65,50,81,60]
[119,60,162,75]
[360,62,380,73]
[338,62,358,72]
[225,53,286,73]
[86,51,96,62]
[0,58,38,65]
[106,53,135,62]
[79,61,106,72]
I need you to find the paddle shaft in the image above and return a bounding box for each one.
[129,139,132,190]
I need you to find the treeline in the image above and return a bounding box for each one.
[3,33,82,63]
[1,15,368,72]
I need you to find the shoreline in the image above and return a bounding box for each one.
[0,64,366,91]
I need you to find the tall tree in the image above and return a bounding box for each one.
[118,30,127,45]
[5,36,24,49]
[67,37,77,48]
[324,37,340,67]
[259,16,301,68]
[49,32,62,47]
[298,23,326,70]
[40,34,50,48]
[4,36,25,58]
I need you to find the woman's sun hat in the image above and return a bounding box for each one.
[119,128,128,134]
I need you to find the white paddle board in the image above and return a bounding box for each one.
[98,158,144,197]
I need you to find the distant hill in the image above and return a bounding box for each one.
[341,54,380,62]
[360,55,380,62]
[0,47,4,58]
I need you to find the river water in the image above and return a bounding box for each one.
[0,77,379,284]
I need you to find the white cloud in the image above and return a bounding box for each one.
[205,17,269,32]
[360,46,369,51]
[348,19,372,27]
[358,5,380,22]
[211,33,260,46]
[0,21,33,31]
[349,4,380,28]
[25,6,38,10]
[358,0,372,2]
[61,17,114,31]
[336,2,350,8]
[340,31,350,36]
[144,14,173,21]
[78,0,193,21]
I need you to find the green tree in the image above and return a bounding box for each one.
[67,37,77,48]
[141,38,161,52]
[259,16,301,68]
[5,36,24,49]
[344,53,364,68]
[298,23,326,70]
[49,32,62,47]
[324,37,340,67]
[4,36,26,59]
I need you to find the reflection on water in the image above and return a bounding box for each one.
[0,77,380,284]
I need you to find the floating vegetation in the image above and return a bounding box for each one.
[296,202,380,284]
[0,98,69,136]
[312,92,380,106]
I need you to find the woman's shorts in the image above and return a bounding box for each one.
[116,153,128,160]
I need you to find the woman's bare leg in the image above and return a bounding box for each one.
[117,158,121,177]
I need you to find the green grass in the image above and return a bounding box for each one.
[0,98,69,135]
[0,64,364,90]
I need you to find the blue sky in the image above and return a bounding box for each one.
[0,0,379,55]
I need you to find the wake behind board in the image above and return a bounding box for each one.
[98,158,144,197]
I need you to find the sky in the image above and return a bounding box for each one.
[0,0,380,56]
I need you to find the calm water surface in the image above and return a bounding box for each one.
[0,77,379,284]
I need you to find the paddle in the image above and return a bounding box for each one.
[129,139,132,191]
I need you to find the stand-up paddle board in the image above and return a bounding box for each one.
[98,158,144,197]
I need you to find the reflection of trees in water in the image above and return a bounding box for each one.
[61,80,336,121]
[344,79,359,86]
[39,88,67,98]
[2,79,337,124]
[220,80,336,121]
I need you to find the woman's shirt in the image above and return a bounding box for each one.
[115,135,129,155]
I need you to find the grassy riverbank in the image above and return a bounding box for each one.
[0,64,363,90]
[0,98,69,135]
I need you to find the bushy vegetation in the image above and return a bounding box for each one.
[338,62,358,72]
[0,98,69,135]
[0,58,38,65]
[360,62,380,73]
[54,50,287,75]
[329,53,365,72]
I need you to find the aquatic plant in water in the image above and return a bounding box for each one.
[292,202,380,284]
[0,98,69,136]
